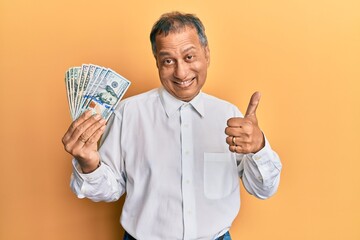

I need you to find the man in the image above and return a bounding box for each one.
[62,12,282,240]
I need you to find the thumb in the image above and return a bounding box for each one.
[245,91,261,117]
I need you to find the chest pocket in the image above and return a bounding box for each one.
[204,152,238,199]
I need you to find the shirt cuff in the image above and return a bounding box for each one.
[251,135,273,164]
[72,158,106,182]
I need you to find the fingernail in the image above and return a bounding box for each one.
[99,118,106,124]
[94,114,101,120]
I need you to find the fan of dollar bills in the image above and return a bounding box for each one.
[65,64,131,120]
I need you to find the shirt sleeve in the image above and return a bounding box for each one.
[70,109,126,202]
[236,135,282,199]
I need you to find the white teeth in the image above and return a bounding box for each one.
[179,80,191,85]
[175,78,194,87]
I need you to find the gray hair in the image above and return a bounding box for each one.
[150,12,208,55]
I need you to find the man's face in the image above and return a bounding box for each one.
[155,27,210,102]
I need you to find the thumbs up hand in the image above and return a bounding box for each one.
[225,92,265,154]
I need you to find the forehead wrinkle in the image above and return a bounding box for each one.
[182,46,196,54]
[158,45,197,57]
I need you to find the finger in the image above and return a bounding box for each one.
[70,114,103,145]
[235,145,246,153]
[62,110,93,143]
[85,125,106,145]
[225,123,252,137]
[226,135,250,146]
[227,117,243,127]
[65,117,105,155]
[226,136,238,146]
[229,144,249,154]
[245,91,261,117]
[80,118,106,145]
[229,144,244,153]
[70,110,94,133]
[226,136,236,146]
[227,116,254,128]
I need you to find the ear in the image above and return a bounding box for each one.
[154,55,159,69]
[204,45,210,66]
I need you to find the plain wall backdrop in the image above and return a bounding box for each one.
[0,0,359,239]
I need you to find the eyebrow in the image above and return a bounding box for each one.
[158,46,197,57]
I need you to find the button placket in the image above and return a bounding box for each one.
[179,104,197,239]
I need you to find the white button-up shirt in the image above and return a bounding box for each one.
[71,88,282,240]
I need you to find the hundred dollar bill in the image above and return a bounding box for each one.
[65,70,73,118]
[83,69,131,120]
[75,64,96,118]
[74,64,89,115]
[78,67,108,119]
[77,64,104,117]
[65,65,131,121]
[70,67,81,119]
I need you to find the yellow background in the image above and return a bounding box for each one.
[1,0,359,239]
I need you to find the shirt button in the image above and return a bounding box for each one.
[183,123,189,128]
[186,180,190,184]
[185,151,190,155]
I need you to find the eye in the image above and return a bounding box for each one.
[186,54,194,61]
[163,59,174,65]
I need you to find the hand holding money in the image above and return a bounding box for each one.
[62,64,131,173]
[62,110,106,173]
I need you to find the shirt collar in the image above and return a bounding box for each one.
[159,87,205,118]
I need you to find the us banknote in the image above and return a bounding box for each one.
[65,64,131,120]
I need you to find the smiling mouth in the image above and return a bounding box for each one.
[174,77,195,88]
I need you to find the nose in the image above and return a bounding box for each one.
[173,61,189,80]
